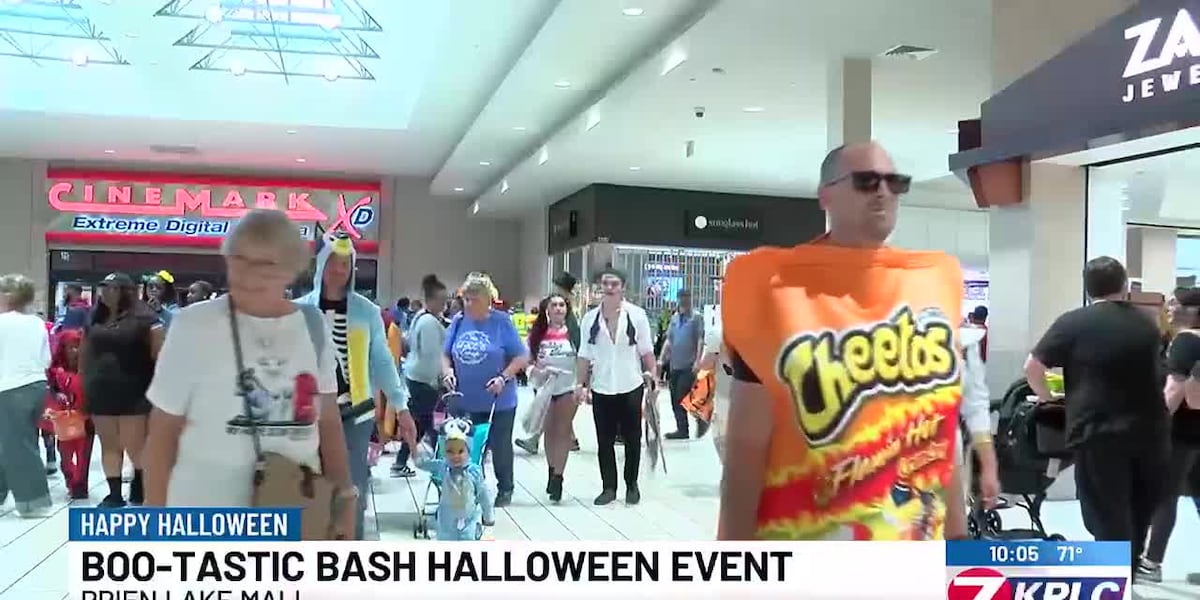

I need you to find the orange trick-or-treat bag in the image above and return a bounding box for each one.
[722,243,964,541]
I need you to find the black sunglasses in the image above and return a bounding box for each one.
[826,170,912,195]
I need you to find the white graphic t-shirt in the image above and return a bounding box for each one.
[147,297,337,507]
[534,327,577,397]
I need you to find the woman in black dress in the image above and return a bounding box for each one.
[82,273,164,508]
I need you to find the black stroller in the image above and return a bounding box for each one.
[966,378,1071,541]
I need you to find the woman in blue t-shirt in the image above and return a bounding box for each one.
[441,273,528,508]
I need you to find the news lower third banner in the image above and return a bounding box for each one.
[67,508,1131,599]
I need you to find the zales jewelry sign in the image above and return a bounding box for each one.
[1122,8,1200,103]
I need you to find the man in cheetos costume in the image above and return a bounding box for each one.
[718,142,968,541]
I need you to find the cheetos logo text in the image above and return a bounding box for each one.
[775,306,958,446]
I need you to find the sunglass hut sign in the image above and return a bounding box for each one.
[1123,9,1200,103]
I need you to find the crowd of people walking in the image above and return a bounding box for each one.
[0,207,722,539]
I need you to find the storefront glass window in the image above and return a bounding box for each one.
[1087,148,1200,295]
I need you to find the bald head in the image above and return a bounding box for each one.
[817,141,901,247]
[819,142,893,186]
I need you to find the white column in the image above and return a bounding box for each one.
[827,57,872,149]
[1084,178,1127,265]
[1128,227,1178,294]
[986,163,1086,396]
[827,57,872,231]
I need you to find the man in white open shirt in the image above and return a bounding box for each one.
[576,268,657,506]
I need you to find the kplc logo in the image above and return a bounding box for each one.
[947,567,1126,600]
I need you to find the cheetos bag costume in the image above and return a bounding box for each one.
[722,243,964,541]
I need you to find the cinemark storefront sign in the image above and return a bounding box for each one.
[44,169,380,251]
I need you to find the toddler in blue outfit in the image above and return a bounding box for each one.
[416,421,494,540]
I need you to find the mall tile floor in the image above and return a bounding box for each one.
[1,387,1197,599]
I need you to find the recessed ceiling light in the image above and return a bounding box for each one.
[538,146,550,165]
[103,149,116,154]
[295,158,307,163]
[512,126,527,131]
[205,6,223,23]
[454,187,465,192]
[500,180,510,194]
[553,80,572,89]
[230,61,246,76]
[628,166,641,171]
[71,50,88,67]
[742,106,765,113]
[285,129,298,135]
[472,201,480,215]
[622,7,645,16]
[479,161,491,166]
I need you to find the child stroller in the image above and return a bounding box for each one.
[409,391,495,540]
[967,378,1070,541]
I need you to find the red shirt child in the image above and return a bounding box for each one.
[46,329,93,498]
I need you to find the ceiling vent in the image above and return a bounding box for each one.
[149,144,200,155]
[880,44,938,60]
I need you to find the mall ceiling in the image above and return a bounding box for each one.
[0,0,988,214]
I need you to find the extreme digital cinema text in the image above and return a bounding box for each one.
[82,549,792,584]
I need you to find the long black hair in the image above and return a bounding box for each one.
[528,292,571,359]
[91,283,140,326]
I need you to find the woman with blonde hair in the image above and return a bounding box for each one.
[0,274,53,516]
[142,209,357,538]
[442,273,528,508]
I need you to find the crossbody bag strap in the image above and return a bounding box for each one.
[226,295,265,463]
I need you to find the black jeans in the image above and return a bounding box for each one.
[1144,443,1200,562]
[593,386,643,490]
[668,369,697,434]
[1074,434,1169,573]
[470,407,516,494]
[395,379,440,466]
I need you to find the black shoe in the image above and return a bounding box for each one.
[594,489,617,505]
[696,421,710,439]
[665,431,689,440]
[625,486,641,505]
[494,490,513,508]
[128,472,144,506]
[98,494,126,509]
[45,465,58,476]
[570,439,580,452]
[1135,560,1162,584]
[515,438,540,455]
[546,466,554,494]
[390,464,415,478]
[548,475,564,503]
